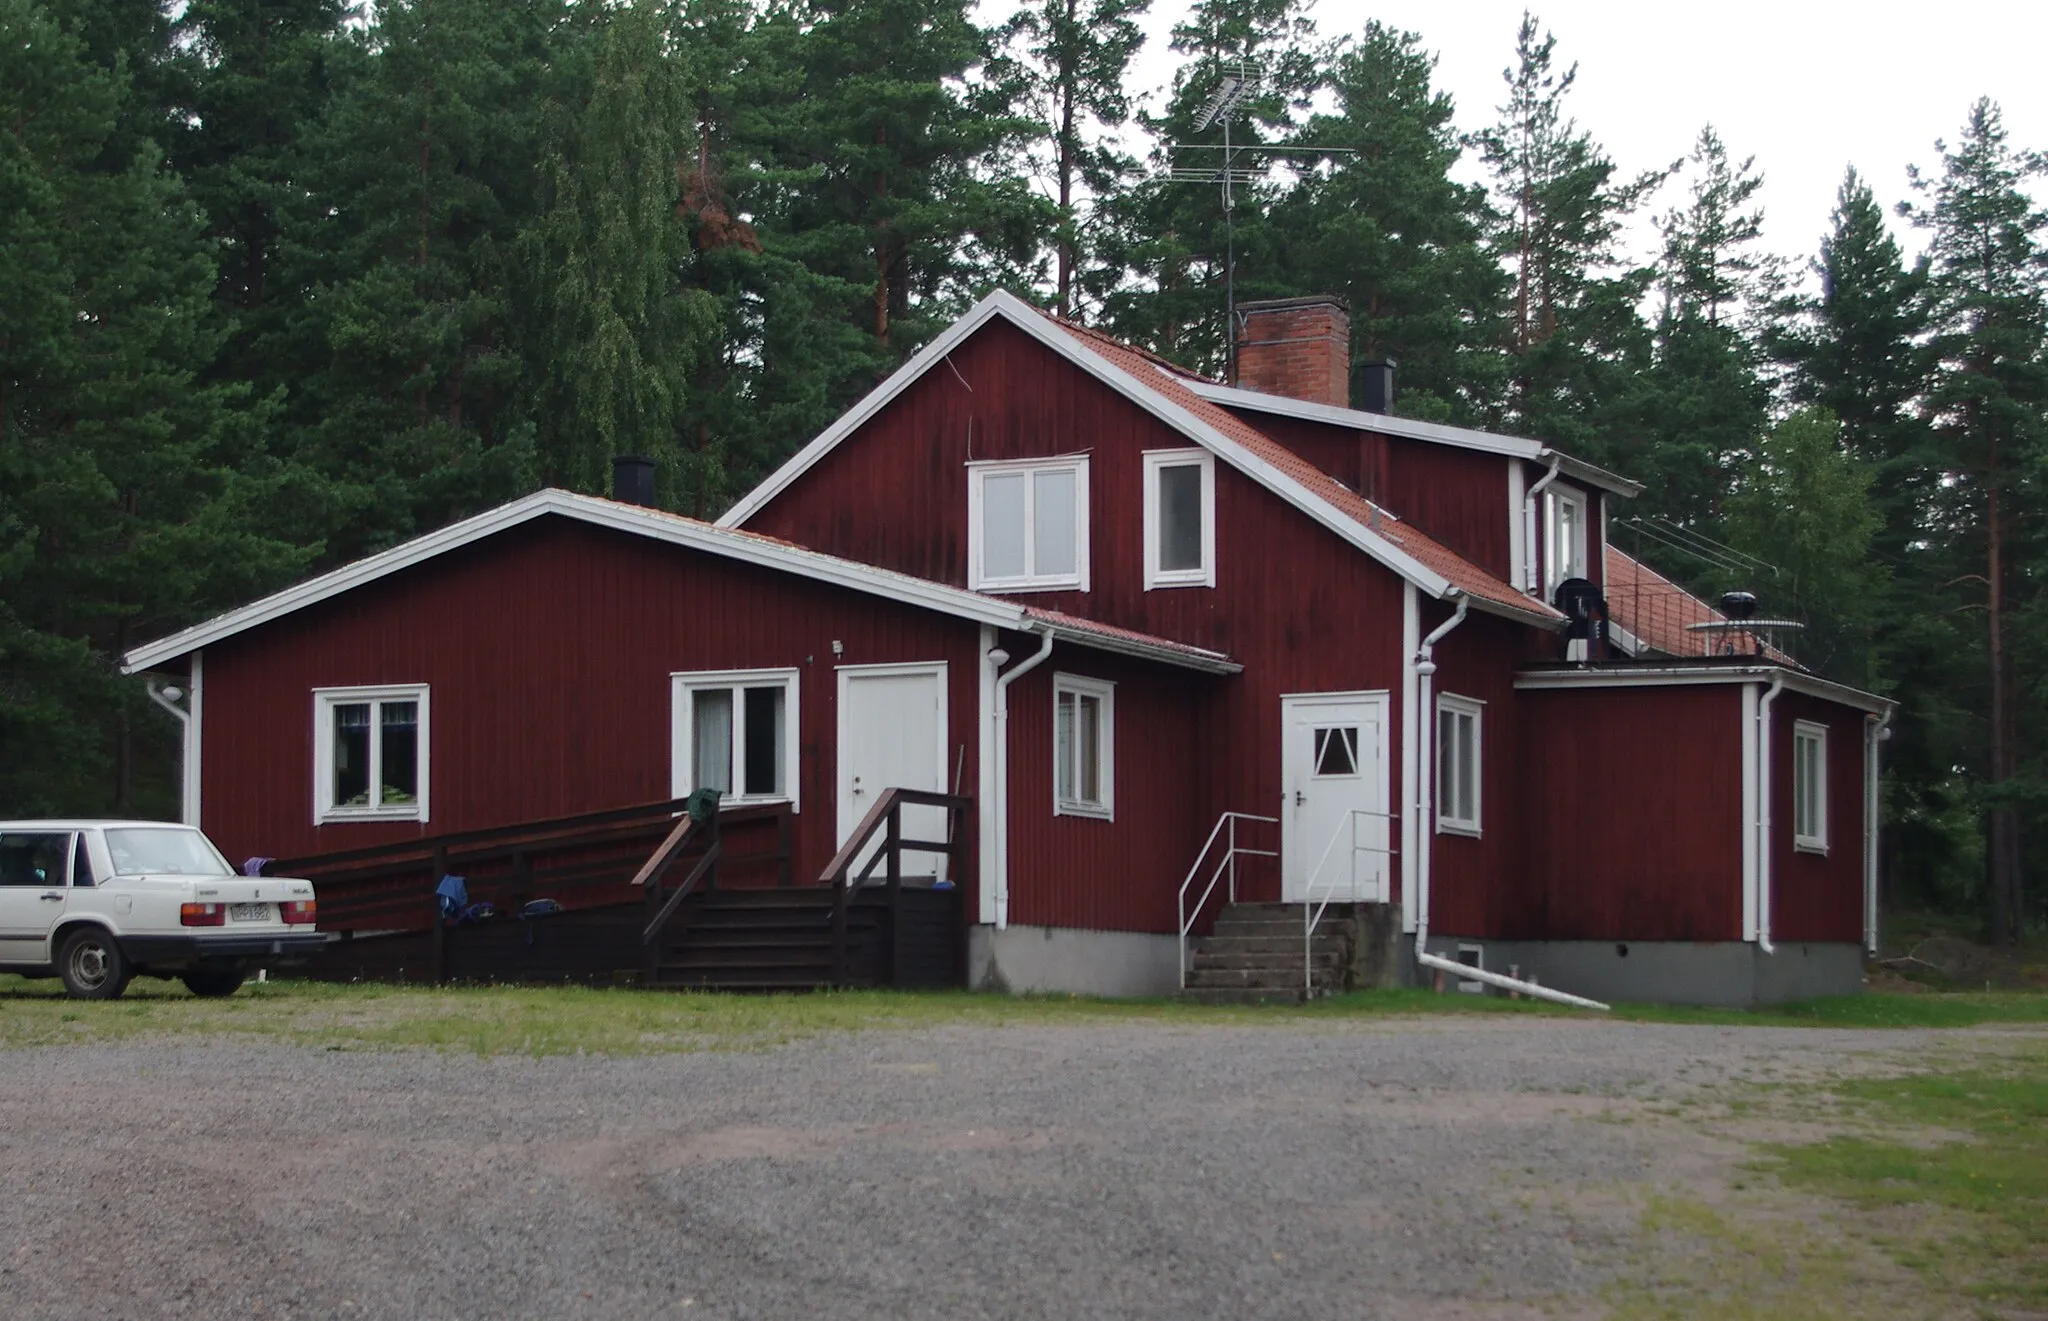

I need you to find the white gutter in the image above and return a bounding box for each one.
[1410,593,1609,1011]
[1864,707,1893,955]
[1522,455,1563,595]
[1754,673,1787,954]
[989,626,1053,930]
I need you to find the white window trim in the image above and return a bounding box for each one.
[1052,672,1114,821]
[1545,484,1590,594]
[1436,693,1483,837]
[1793,719,1827,854]
[670,668,801,811]
[1141,448,1217,589]
[967,455,1091,593]
[1455,943,1486,993]
[312,684,430,825]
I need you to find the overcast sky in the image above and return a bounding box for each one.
[1123,0,2048,276]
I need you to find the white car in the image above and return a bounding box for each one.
[0,820,322,999]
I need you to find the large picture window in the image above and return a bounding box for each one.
[673,670,799,808]
[1142,449,1216,589]
[313,685,429,823]
[1053,674,1114,819]
[1436,694,1482,836]
[968,457,1089,591]
[1793,720,1828,853]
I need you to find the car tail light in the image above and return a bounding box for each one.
[280,900,316,926]
[180,903,225,927]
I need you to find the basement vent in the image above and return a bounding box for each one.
[1455,943,1485,994]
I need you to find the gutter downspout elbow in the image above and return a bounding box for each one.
[991,626,1054,931]
[1755,674,1787,955]
[1524,454,1564,595]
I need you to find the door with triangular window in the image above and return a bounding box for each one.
[1280,693,1389,903]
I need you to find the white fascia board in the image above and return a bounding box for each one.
[718,291,1012,528]
[1184,380,1645,498]
[1513,665,1894,714]
[1035,621,1241,675]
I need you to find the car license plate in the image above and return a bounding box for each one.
[230,903,271,922]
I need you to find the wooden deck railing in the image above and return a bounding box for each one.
[819,788,973,987]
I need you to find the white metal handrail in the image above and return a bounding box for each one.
[1302,808,1396,995]
[1178,811,1279,988]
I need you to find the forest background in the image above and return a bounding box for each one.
[4,0,2044,943]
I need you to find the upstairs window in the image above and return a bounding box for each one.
[673,670,798,808]
[1546,486,1589,593]
[969,457,1089,591]
[1143,449,1216,589]
[1436,695,1482,836]
[1053,674,1114,819]
[314,685,429,823]
[1793,721,1827,852]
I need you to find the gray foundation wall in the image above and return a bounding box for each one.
[1420,936,1863,1007]
[970,924,1182,998]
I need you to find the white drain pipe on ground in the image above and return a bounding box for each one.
[989,626,1053,930]
[1409,593,1610,1013]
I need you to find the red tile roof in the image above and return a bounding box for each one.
[1043,314,1560,624]
[1605,545,1795,664]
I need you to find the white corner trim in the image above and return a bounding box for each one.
[1400,582,1420,933]
[1742,681,1759,942]
[977,625,999,926]
[1506,459,1526,593]
[1141,448,1217,590]
[185,651,204,828]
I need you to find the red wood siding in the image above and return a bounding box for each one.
[1001,644,1210,933]
[1507,684,1747,941]
[198,517,985,908]
[1426,613,1528,936]
[743,317,1417,907]
[1771,692,1866,944]
[1379,439,1514,583]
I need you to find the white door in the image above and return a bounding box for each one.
[837,664,950,882]
[1281,693,1389,903]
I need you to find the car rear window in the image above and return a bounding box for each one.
[104,828,233,877]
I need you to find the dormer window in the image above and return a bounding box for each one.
[1546,486,1589,593]
[968,457,1089,592]
[1142,449,1216,589]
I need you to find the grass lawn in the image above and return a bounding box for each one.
[4,973,2045,1056]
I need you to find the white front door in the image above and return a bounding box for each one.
[1281,693,1390,903]
[837,663,950,882]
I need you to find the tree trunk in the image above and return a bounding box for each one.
[1056,78,1075,319]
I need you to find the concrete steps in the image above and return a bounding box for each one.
[1180,902,1360,1004]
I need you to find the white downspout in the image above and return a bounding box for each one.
[146,674,195,826]
[1411,592,1609,1012]
[1864,707,1893,956]
[1754,673,1787,955]
[1523,454,1563,595]
[990,626,1053,930]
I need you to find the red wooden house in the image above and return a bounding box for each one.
[124,291,1891,1005]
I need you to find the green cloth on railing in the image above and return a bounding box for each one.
[685,787,722,825]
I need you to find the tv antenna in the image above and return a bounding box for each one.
[1166,62,1351,381]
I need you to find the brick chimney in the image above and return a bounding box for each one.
[1232,295,1350,408]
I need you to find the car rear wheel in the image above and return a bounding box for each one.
[180,967,246,998]
[58,928,132,1000]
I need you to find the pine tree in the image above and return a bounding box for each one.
[989,0,1149,319]
[1904,99,2048,945]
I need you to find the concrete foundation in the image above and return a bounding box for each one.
[969,924,1182,998]
[1419,936,1864,1007]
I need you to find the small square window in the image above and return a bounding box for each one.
[1793,721,1827,853]
[1437,695,1481,836]
[674,670,799,808]
[313,685,430,823]
[1143,449,1216,588]
[969,458,1089,591]
[1053,674,1114,819]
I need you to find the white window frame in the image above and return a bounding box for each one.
[1793,719,1827,854]
[1436,693,1482,837]
[1546,484,1590,594]
[967,455,1090,592]
[1142,448,1216,589]
[312,684,430,825]
[1454,943,1486,994]
[1052,673,1114,820]
[670,668,801,811]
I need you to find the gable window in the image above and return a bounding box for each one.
[1436,694,1482,836]
[1053,674,1114,819]
[1546,486,1589,593]
[968,457,1089,591]
[313,685,429,823]
[673,670,799,808]
[1793,720,1827,853]
[1142,449,1216,588]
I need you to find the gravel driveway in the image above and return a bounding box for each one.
[0,1016,1962,1320]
